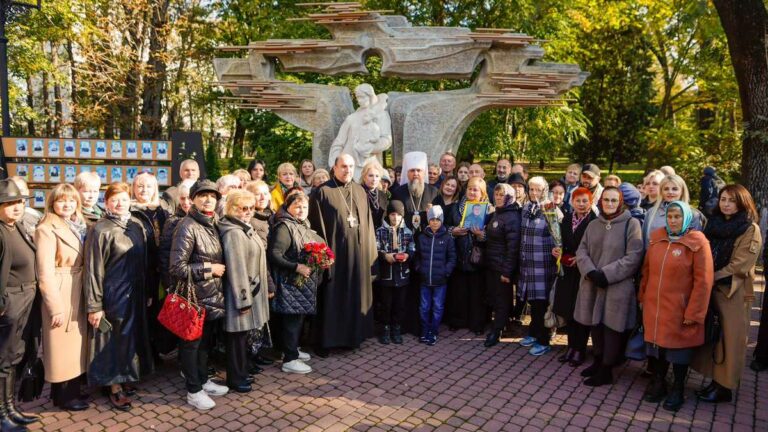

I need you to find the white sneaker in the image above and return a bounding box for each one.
[202,379,229,396]
[282,359,312,374]
[187,390,215,410]
[298,348,311,361]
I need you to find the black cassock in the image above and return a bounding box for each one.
[83,215,154,386]
[309,179,377,349]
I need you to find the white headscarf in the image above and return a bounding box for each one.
[400,151,428,186]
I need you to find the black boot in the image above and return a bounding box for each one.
[484,329,502,348]
[697,381,732,403]
[643,357,668,403]
[695,380,717,398]
[0,375,26,432]
[580,357,602,377]
[750,359,768,372]
[662,364,688,412]
[391,325,403,345]
[378,325,391,345]
[557,348,574,363]
[4,372,39,425]
[583,366,613,387]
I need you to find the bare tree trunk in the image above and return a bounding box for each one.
[66,40,79,138]
[25,76,35,136]
[51,42,63,136]
[139,0,170,139]
[119,5,148,139]
[41,42,52,137]
[713,0,768,211]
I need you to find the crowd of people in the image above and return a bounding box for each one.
[0,150,765,429]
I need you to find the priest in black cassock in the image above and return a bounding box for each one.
[389,151,441,334]
[309,154,377,354]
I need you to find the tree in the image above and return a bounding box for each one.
[711,0,768,211]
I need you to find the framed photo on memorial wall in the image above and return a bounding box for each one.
[64,166,77,183]
[95,141,107,158]
[80,165,91,173]
[126,141,137,158]
[15,164,28,179]
[126,167,138,183]
[157,167,169,185]
[141,142,153,160]
[157,142,169,160]
[49,165,61,183]
[32,140,44,157]
[34,191,46,208]
[33,165,46,182]
[16,139,28,156]
[111,167,123,183]
[95,166,108,183]
[460,201,489,230]
[48,140,60,157]
[98,190,105,206]
[79,140,92,158]
[111,141,123,158]
[64,140,76,157]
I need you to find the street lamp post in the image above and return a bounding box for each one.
[0,0,41,177]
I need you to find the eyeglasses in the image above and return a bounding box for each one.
[601,198,620,204]
[238,206,255,212]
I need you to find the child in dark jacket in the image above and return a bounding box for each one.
[375,200,415,345]
[415,205,457,345]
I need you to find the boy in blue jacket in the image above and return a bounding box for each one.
[375,200,416,345]
[415,205,457,345]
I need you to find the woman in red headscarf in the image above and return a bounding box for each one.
[551,187,596,366]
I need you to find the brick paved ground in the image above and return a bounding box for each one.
[22,275,767,431]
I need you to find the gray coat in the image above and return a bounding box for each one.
[574,210,643,332]
[218,216,270,333]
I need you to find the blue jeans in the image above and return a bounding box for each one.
[420,284,447,337]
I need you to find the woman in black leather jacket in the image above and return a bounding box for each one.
[169,179,229,410]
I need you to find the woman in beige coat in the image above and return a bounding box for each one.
[35,184,89,411]
[693,184,763,403]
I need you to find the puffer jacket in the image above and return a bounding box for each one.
[158,207,186,289]
[268,210,323,315]
[483,202,521,279]
[375,220,415,287]
[639,228,714,349]
[415,225,457,286]
[169,207,225,320]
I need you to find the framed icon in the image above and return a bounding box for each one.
[460,202,490,230]
[157,167,169,185]
[64,140,76,157]
[111,167,123,183]
[15,164,28,179]
[126,167,138,183]
[126,141,137,158]
[141,142,153,160]
[34,191,46,208]
[64,166,77,183]
[32,165,46,182]
[32,140,44,157]
[48,165,61,183]
[79,140,92,158]
[95,166,108,183]
[156,142,169,160]
[95,141,107,158]
[111,141,123,158]
[48,140,60,157]
[15,139,28,156]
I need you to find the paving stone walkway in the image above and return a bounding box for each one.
[22,276,767,432]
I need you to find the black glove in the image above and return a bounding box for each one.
[587,270,609,288]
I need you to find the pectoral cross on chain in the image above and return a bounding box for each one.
[347,213,358,228]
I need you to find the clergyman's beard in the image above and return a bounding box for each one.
[409,179,425,198]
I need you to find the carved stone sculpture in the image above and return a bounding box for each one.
[212,2,588,166]
[328,84,392,179]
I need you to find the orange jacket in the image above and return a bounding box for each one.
[638,228,714,349]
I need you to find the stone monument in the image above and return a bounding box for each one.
[328,83,392,180]
[212,2,588,167]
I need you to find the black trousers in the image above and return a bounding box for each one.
[51,374,84,407]
[0,284,36,376]
[179,319,217,393]
[225,331,249,387]
[281,314,304,363]
[591,324,627,367]
[754,287,768,362]
[511,284,526,321]
[486,271,513,332]
[379,284,407,326]
[567,320,590,353]
[447,270,488,332]
[528,299,550,345]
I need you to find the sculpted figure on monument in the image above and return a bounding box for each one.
[328,84,392,180]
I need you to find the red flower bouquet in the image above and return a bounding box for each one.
[295,242,335,285]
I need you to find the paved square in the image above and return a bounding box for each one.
[22,276,767,431]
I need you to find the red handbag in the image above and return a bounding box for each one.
[157,275,206,341]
